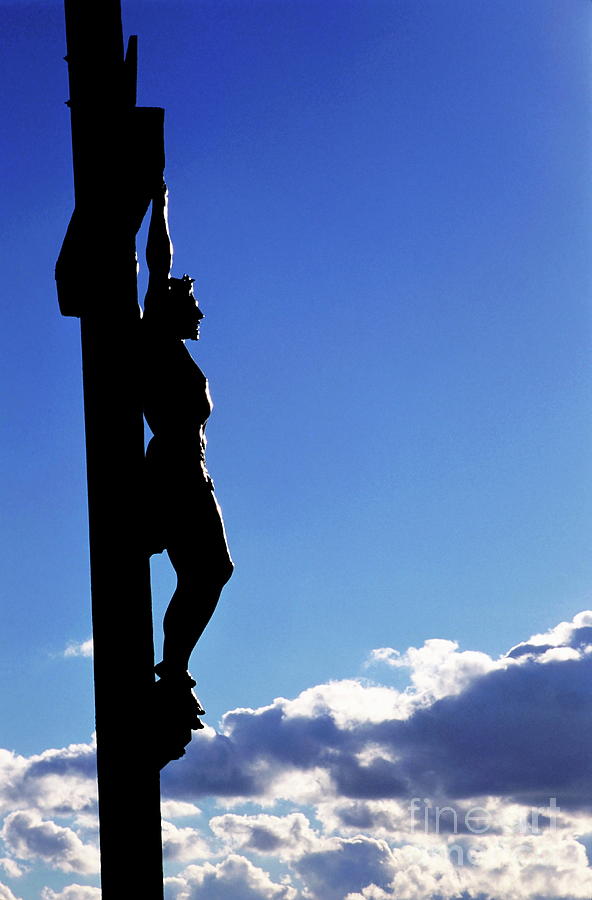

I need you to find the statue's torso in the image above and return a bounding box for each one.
[143,332,213,483]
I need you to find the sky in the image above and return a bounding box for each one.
[1,0,592,897]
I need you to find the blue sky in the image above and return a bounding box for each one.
[2,1,592,897]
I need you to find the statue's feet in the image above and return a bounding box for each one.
[153,664,206,769]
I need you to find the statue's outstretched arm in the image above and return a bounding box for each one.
[146,182,173,292]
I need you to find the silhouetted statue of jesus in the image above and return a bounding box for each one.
[142,183,233,766]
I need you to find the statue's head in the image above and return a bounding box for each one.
[145,274,203,340]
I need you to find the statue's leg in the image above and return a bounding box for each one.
[152,491,232,764]
[161,490,233,674]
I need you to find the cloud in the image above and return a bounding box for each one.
[63,640,93,659]
[0,884,22,900]
[4,610,592,900]
[506,611,592,660]
[0,859,23,879]
[200,821,592,900]
[1,811,99,874]
[41,884,101,900]
[161,800,202,820]
[210,813,317,859]
[40,888,101,900]
[382,655,592,807]
[293,836,396,900]
[314,795,511,839]
[337,835,592,900]
[0,741,97,818]
[165,855,297,899]
[204,807,592,900]
[162,820,212,862]
[162,610,592,812]
[367,638,497,701]
[161,682,404,804]
[456,832,592,900]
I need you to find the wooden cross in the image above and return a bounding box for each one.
[56,2,166,895]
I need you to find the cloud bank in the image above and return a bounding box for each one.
[5,611,592,898]
[163,611,592,813]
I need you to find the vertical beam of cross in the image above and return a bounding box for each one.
[57,2,165,896]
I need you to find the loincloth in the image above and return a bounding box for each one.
[144,438,219,555]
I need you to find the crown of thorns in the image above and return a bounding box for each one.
[169,274,196,292]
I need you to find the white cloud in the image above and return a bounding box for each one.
[315,798,409,837]
[0,740,97,818]
[343,841,463,900]
[2,610,592,900]
[1,811,100,874]
[209,803,592,900]
[507,610,592,660]
[63,640,93,659]
[162,820,212,862]
[0,858,24,879]
[537,646,581,663]
[367,637,498,702]
[293,835,396,900]
[368,609,592,707]
[0,884,22,900]
[318,834,592,900]
[165,855,297,899]
[40,887,101,900]
[161,800,202,820]
[209,812,317,860]
[284,680,406,726]
[161,610,592,813]
[457,832,592,900]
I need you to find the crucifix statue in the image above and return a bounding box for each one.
[55,1,233,894]
[142,182,234,766]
